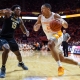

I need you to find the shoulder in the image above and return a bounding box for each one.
[54,13,61,19]
[66,33,70,36]
[52,12,55,15]
[18,17,23,24]
[38,15,42,19]
[37,14,42,21]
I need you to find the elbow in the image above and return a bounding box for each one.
[33,26,38,31]
[22,30,26,34]
[33,28,37,31]
[65,23,68,28]
[63,22,68,29]
[33,26,36,31]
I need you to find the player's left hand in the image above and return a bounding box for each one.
[3,8,13,14]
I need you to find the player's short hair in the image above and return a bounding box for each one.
[42,3,51,10]
[11,5,21,11]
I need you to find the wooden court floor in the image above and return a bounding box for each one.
[0,50,80,80]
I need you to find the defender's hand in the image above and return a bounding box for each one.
[26,30,29,37]
[3,8,12,13]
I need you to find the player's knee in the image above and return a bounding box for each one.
[48,41,55,49]
[48,43,52,49]
[3,48,9,53]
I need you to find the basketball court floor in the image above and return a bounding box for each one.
[0,50,80,80]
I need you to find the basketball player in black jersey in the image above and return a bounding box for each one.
[0,5,29,78]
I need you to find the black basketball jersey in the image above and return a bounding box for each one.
[0,14,21,38]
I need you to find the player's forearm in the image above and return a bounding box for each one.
[0,9,12,16]
[60,19,68,28]
[21,28,29,37]
[0,13,5,16]
[62,22,68,28]
[54,13,68,28]
[23,28,29,37]
[24,29,29,34]
[33,25,38,31]
[0,9,8,13]
[0,9,5,16]
[0,9,4,13]
[33,24,41,31]
[21,27,28,34]
[20,19,29,34]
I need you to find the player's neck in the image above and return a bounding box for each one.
[45,11,52,18]
[14,15,19,19]
[12,13,18,19]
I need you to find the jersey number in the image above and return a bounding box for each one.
[46,26,51,32]
[12,22,17,29]
[47,26,50,30]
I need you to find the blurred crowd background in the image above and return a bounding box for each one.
[0,0,80,50]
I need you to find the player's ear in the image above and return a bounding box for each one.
[48,8,50,11]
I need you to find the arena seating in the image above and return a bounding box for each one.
[0,0,80,45]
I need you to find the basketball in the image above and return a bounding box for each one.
[50,19,62,32]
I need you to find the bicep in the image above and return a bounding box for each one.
[34,15,41,25]
[54,13,67,22]
[54,13,68,28]
[54,13,61,19]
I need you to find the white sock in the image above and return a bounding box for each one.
[57,60,62,67]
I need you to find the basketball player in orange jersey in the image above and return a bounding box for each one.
[34,3,80,76]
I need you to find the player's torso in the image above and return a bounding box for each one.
[41,12,55,34]
[41,12,62,39]
[0,15,20,38]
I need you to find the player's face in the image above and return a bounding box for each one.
[14,7,21,16]
[41,5,49,16]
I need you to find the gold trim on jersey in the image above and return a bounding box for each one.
[53,30,62,39]
[11,18,19,24]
